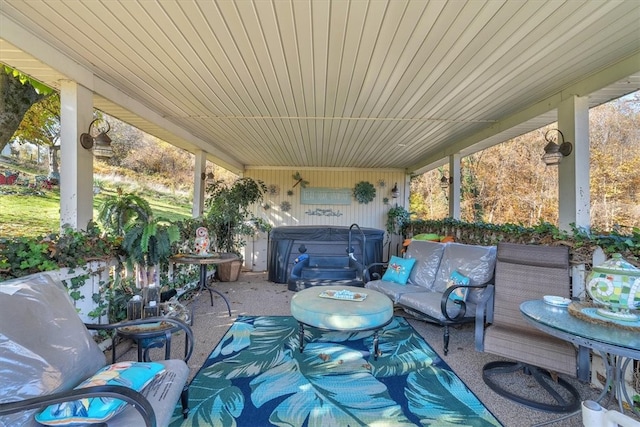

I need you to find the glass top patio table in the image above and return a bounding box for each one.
[520,300,640,360]
[521,299,640,415]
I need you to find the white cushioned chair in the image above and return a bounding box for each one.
[0,272,193,427]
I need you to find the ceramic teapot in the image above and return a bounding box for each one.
[586,253,640,321]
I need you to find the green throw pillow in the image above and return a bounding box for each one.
[447,270,470,302]
[35,361,165,426]
[382,256,416,285]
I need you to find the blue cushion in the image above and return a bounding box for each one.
[447,270,470,302]
[35,361,165,425]
[382,256,416,285]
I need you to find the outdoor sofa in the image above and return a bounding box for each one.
[365,240,497,355]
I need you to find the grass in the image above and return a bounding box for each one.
[0,188,62,237]
[0,160,192,238]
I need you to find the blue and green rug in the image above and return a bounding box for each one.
[170,315,502,426]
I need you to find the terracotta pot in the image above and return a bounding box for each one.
[217,259,242,282]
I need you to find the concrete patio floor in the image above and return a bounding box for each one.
[115,271,639,427]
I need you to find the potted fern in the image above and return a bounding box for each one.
[120,214,179,288]
[98,189,179,287]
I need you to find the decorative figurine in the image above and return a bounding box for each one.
[194,227,210,255]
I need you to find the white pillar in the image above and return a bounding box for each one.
[558,95,590,232]
[192,150,206,217]
[449,154,461,219]
[59,81,94,231]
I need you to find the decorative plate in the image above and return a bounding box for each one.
[543,295,571,307]
[319,289,367,302]
[580,307,640,326]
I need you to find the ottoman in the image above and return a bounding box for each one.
[290,285,394,359]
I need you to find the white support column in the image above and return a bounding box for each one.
[192,150,207,217]
[558,95,590,232]
[449,154,461,219]
[59,81,94,231]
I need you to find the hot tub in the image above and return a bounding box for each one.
[268,225,385,283]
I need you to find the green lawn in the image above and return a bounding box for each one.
[0,185,192,238]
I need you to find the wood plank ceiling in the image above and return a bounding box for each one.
[1,0,639,174]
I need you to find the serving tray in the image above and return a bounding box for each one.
[319,289,367,302]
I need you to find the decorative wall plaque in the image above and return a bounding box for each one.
[301,187,352,205]
[305,208,343,217]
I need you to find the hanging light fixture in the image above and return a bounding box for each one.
[79,118,113,159]
[542,129,572,166]
[391,182,400,198]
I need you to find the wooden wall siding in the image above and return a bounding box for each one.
[245,168,406,229]
[242,168,407,271]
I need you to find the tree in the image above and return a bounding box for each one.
[0,66,48,152]
[11,92,61,175]
[103,113,144,166]
[410,91,640,231]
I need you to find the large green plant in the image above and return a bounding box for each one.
[121,215,179,267]
[204,177,267,256]
[97,189,179,268]
[97,187,153,236]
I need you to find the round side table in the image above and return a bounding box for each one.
[112,321,188,362]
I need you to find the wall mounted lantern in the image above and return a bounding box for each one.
[79,118,113,159]
[391,182,400,198]
[201,171,214,181]
[440,175,452,189]
[542,129,572,166]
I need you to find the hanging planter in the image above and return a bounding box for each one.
[353,181,376,204]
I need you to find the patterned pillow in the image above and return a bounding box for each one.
[35,361,165,426]
[447,270,470,302]
[381,256,417,285]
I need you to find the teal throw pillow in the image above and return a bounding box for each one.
[36,361,165,426]
[382,256,416,285]
[447,270,470,302]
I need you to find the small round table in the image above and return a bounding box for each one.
[290,285,393,360]
[170,253,237,322]
[113,321,187,363]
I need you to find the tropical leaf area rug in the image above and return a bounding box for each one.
[170,315,502,427]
